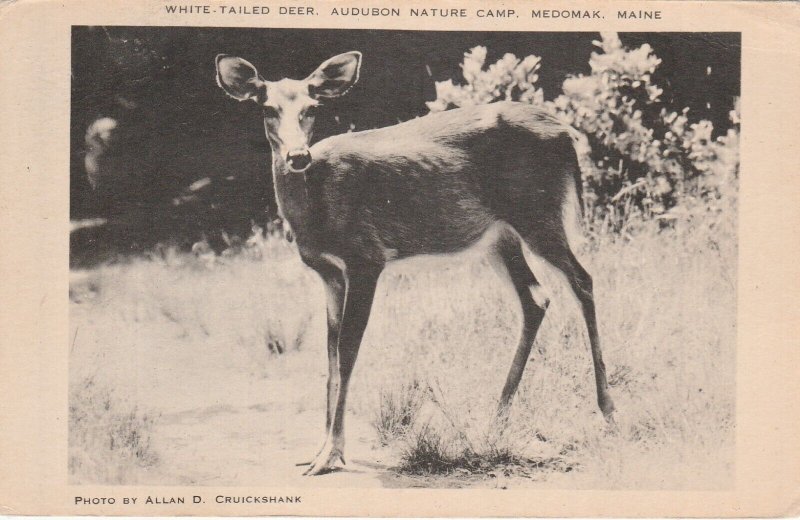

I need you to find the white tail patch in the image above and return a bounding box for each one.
[562,171,586,253]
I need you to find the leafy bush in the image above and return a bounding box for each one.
[427,33,739,230]
[426,46,544,112]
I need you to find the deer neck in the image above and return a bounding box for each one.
[270,154,317,247]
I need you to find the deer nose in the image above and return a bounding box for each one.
[286,149,312,172]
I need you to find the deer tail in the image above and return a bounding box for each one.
[561,125,588,251]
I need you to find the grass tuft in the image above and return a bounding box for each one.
[373,380,429,445]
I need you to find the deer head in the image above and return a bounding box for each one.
[215,51,362,173]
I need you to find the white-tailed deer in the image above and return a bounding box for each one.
[215,51,614,475]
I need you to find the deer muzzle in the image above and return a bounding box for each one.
[286,149,312,172]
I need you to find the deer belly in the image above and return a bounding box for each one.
[380,219,508,267]
[360,178,496,258]
[372,210,498,261]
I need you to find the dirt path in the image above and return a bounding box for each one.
[150,403,402,487]
[120,339,406,487]
[70,296,424,488]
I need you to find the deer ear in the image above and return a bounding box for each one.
[215,54,266,102]
[305,51,362,99]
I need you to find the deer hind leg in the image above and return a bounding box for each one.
[526,232,615,419]
[304,262,381,476]
[490,230,549,415]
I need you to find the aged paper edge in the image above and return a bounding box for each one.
[0,0,799,516]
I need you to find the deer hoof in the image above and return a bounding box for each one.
[597,388,615,417]
[302,440,344,476]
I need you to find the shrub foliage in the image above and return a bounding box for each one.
[427,32,739,230]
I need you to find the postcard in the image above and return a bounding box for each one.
[0,0,798,516]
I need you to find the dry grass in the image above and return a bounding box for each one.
[69,197,736,488]
[69,376,159,484]
[363,201,736,488]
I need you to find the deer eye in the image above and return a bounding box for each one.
[262,106,279,119]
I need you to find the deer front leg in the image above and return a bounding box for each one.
[304,264,381,476]
[297,264,345,468]
[321,268,345,432]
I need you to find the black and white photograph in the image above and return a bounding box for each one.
[67,27,741,489]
